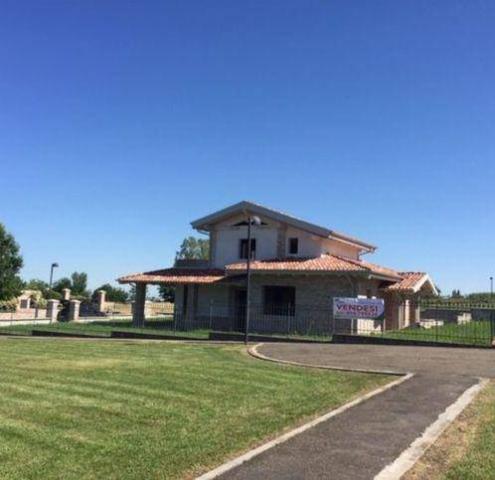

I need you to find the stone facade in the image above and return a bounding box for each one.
[173,274,385,334]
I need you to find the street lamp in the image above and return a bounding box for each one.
[245,215,261,344]
[490,276,493,300]
[49,262,59,289]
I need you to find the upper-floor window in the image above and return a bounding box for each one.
[288,237,299,255]
[239,239,256,259]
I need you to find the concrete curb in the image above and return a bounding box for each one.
[195,344,413,480]
[248,342,407,376]
[374,377,490,480]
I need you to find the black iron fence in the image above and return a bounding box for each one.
[139,300,495,346]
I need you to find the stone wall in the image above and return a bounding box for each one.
[0,309,47,320]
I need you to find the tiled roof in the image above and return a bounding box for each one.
[226,255,402,280]
[383,272,430,293]
[191,201,377,252]
[117,268,225,285]
[117,260,430,290]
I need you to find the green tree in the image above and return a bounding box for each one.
[71,272,88,296]
[92,284,129,303]
[158,285,175,303]
[175,236,209,261]
[0,223,24,300]
[53,277,72,293]
[24,278,49,292]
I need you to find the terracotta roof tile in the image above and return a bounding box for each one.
[226,255,401,280]
[383,272,429,293]
[118,268,225,285]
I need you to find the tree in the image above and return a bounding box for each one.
[0,223,24,300]
[158,285,175,303]
[24,278,49,292]
[71,272,88,296]
[53,277,72,293]
[92,284,129,303]
[52,272,89,297]
[175,236,209,261]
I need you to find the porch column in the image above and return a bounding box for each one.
[132,283,147,327]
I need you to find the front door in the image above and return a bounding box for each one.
[234,289,247,332]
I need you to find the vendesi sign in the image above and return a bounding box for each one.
[333,297,385,319]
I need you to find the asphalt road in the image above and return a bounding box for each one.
[218,343,495,480]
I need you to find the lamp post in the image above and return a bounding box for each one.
[490,276,493,300]
[245,215,261,344]
[49,262,59,289]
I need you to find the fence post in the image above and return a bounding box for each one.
[491,309,495,344]
[96,290,106,314]
[209,300,213,330]
[68,300,81,322]
[46,299,60,323]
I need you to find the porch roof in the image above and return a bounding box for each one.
[117,268,226,285]
[225,254,402,281]
[382,272,438,295]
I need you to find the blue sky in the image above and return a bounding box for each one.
[1,0,494,294]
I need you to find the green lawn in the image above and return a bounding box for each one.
[444,382,495,479]
[0,319,211,339]
[382,320,493,346]
[0,338,390,480]
[405,382,495,480]
[0,320,333,342]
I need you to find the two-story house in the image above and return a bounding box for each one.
[118,201,437,334]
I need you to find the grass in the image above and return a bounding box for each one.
[0,338,390,480]
[0,320,333,342]
[381,320,493,346]
[405,381,495,480]
[0,319,211,339]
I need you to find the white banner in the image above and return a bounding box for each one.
[333,297,384,319]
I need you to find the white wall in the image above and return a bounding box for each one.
[285,226,322,258]
[212,213,279,267]
[321,238,360,259]
[210,213,361,267]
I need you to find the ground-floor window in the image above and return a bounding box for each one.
[263,286,295,316]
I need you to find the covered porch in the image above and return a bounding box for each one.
[118,267,244,329]
[381,273,439,330]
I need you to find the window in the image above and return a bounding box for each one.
[263,286,295,316]
[289,237,299,255]
[239,239,256,259]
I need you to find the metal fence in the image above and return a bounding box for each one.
[141,300,495,346]
[3,298,494,347]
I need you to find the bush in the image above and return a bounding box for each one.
[0,299,17,312]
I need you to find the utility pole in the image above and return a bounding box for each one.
[245,215,261,344]
[49,262,59,289]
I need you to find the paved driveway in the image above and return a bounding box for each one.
[256,343,495,378]
[218,344,495,480]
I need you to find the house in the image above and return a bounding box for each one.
[118,201,437,334]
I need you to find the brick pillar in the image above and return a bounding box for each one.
[132,283,147,327]
[62,288,71,301]
[68,300,81,321]
[144,300,152,318]
[46,300,60,323]
[96,290,106,313]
